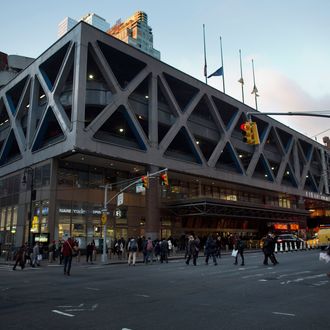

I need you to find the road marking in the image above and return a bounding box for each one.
[52,310,75,317]
[135,294,150,298]
[258,279,268,282]
[66,304,98,312]
[277,271,311,278]
[57,304,84,308]
[280,273,326,285]
[272,312,295,317]
[85,287,100,291]
[312,280,328,287]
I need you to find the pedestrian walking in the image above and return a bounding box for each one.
[185,235,199,266]
[12,245,26,270]
[48,240,56,263]
[205,235,217,265]
[62,237,76,276]
[32,242,41,267]
[233,236,245,266]
[215,235,222,259]
[127,237,138,266]
[57,240,63,264]
[145,237,154,263]
[86,242,94,264]
[160,238,169,263]
[262,233,278,265]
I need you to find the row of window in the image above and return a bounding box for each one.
[165,181,295,209]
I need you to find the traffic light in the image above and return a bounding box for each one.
[250,122,260,145]
[141,175,149,188]
[240,121,260,145]
[160,172,169,186]
[240,121,252,143]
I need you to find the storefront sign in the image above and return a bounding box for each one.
[59,208,109,216]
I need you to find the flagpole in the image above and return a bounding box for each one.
[239,49,245,103]
[203,24,208,84]
[251,59,258,110]
[220,36,225,93]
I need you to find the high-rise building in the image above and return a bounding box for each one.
[107,11,160,59]
[58,13,110,38]
[58,17,77,38]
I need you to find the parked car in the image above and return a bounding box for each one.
[275,234,304,249]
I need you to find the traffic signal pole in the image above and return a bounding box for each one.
[100,168,168,263]
[246,111,330,121]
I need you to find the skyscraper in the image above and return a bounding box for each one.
[107,11,160,59]
[58,13,110,38]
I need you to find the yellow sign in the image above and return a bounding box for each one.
[101,213,107,225]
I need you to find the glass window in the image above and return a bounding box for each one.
[12,206,17,233]
[6,208,12,231]
[0,208,6,230]
[42,164,51,185]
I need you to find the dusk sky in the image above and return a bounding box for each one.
[1,0,330,142]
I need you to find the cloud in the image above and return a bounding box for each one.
[256,69,330,141]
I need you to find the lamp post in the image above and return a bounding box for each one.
[22,167,34,247]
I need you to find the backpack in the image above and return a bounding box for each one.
[146,240,153,251]
[238,240,245,249]
[130,239,137,252]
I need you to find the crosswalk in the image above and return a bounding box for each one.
[0,264,42,271]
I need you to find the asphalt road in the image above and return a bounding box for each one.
[0,250,329,330]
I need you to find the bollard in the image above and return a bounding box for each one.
[280,242,283,252]
[275,243,278,253]
[294,242,297,251]
[285,242,288,252]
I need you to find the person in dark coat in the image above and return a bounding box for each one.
[205,235,217,265]
[234,236,245,266]
[185,235,199,266]
[62,237,75,275]
[86,242,94,264]
[13,246,26,270]
[262,233,278,265]
[262,234,276,265]
[160,239,169,263]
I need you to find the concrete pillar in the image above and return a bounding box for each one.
[144,165,160,240]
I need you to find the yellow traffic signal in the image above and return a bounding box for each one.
[160,172,169,186]
[250,122,260,145]
[240,122,252,143]
[240,121,260,145]
[141,175,149,188]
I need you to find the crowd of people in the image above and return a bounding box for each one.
[9,233,330,276]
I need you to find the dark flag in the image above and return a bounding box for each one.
[207,66,223,79]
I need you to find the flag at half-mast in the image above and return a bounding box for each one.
[208,66,223,79]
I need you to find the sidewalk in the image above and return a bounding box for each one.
[0,249,261,267]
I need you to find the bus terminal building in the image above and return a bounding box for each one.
[1,22,330,250]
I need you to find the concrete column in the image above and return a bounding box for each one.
[144,165,160,239]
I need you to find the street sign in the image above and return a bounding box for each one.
[117,192,124,206]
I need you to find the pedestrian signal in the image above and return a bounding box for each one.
[141,175,149,188]
[160,172,169,186]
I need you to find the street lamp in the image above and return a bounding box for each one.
[22,167,35,246]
